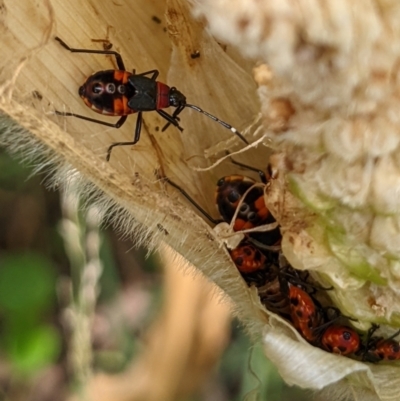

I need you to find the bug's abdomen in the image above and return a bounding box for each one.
[215,175,281,246]
[321,326,360,355]
[80,70,136,116]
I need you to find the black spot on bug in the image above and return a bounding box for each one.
[217,178,225,187]
[295,310,303,318]
[239,203,249,212]
[248,211,257,221]
[152,15,162,24]
[235,257,243,266]
[343,331,351,341]
[228,190,241,203]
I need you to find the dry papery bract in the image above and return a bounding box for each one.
[0,0,266,365]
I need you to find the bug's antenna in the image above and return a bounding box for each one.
[185,104,249,145]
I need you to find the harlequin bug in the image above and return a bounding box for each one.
[229,245,321,319]
[54,37,249,161]
[258,277,292,316]
[229,240,269,276]
[226,240,289,315]
[320,325,360,356]
[159,172,281,250]
[287,283,325,343]
[229,241,277,283]
[362,324,400,362]
[215,175,281,249]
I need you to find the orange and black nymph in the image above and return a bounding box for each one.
[54,37,248,160]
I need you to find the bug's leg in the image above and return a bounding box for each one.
[358,324,380,361]
[135,70,159,81]
[157,109,184,132]
[155,171,222,225]
[55,36,126,70]
[106,113,143,161]
[134,112,143,142]
[384,328,400,342]
[227,155,267,184]
[321,307,358,325]
[55,111,127,129]
[161,105,185,132]
[170,104,185,120]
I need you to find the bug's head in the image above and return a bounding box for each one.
[169,87,186,107]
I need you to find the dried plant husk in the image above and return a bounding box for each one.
[0,0,264,345]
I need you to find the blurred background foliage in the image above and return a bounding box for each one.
[0,149,309,401]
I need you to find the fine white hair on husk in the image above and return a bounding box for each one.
[0,110,266,338]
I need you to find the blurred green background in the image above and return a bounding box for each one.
[0,150,309,401]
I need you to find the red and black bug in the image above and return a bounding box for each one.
[229,240,269,276]
[229,240,278,282]
[286,281,361,356]
[230,245,359,349]
[158,171,281,250]
[320,325,360,356]
[362,324,400,362]
[257,276,292,317]
[287,283,325,343]
[215,175,281,249]
[226,240,290,316]
[54,37,249,161]
[215,156,282,250]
